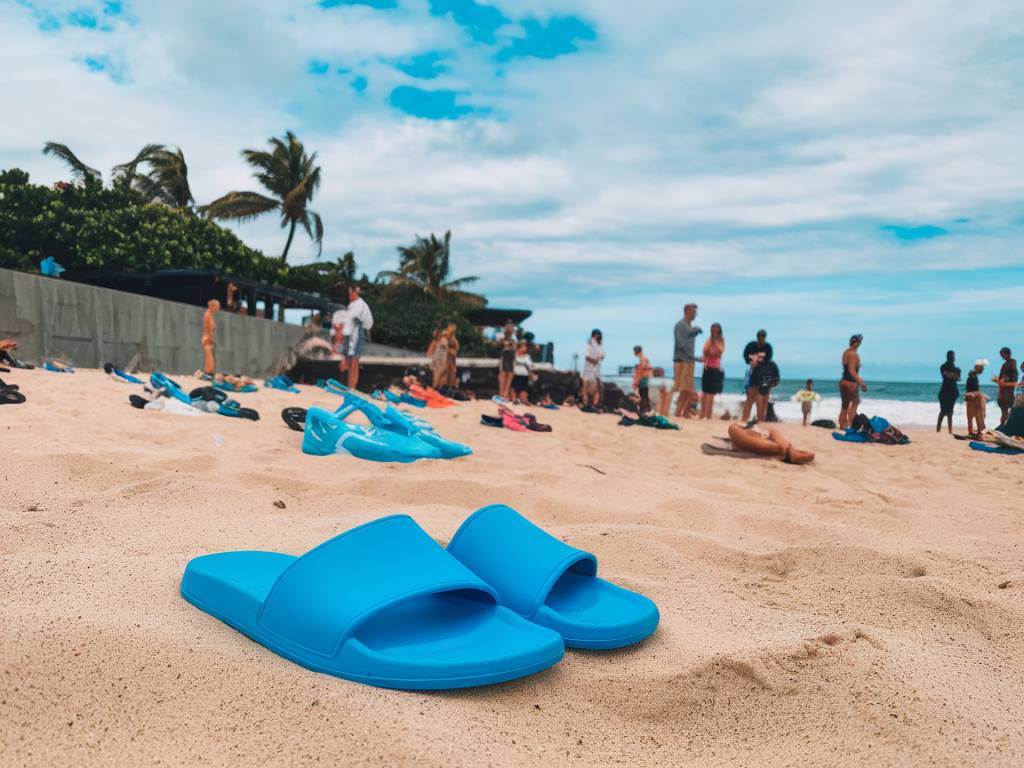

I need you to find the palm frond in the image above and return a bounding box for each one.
[442,275,480,289]
[200,191,280,221]
[42,142,102,183]
[111,143,165,187]
[301,210,324,257]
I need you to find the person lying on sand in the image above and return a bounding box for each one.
[727,422,815,464]
[0,339,34,369]
[214,373,255,391]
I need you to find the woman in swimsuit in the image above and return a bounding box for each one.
[498,330,516,401]
[838,334,867,430]
[936,350,960,434]
[430,330,449,389]
[201,299,220,375]
[700,323,725,420]
[444,323,460,390]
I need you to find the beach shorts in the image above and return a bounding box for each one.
[998,391,1015,409]
[500,351,515,373]
[701,367,724,395]
[346,328,365,359]
[512,374,528,392]
[673,361,696,393]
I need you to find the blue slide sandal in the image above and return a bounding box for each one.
[301,406,442,462]
[150,372,193,405]
[180,515,564,689]
[448,505,660,649]
[335,392,472,459]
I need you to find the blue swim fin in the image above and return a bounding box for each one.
[448,505,659,649]
[334,393,472,459]
[180,515,564,689]
[301,407,442,462]
[150,372,193,405]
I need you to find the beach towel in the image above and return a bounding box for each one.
[969,441,1023,456]
[834,415,910,445]
[618,414,679,430]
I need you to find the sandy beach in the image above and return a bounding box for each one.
[2,368,1023,767]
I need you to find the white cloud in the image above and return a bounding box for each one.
[2,0,1022,373]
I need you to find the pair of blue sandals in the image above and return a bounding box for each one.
[302,390,471,462]
[181,504,659,690]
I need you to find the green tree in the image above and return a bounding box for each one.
[201,131,323,262]
[379,230,480,304]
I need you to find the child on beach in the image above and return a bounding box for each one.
[793,379,822,426]
[965,359,988,436]
[633,345,654,414]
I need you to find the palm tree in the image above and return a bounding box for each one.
[111,145,195,211]
[43,142,194,211]
[42,142,102,185]
[379,230,480,303]
[201,131,323,262]
[126,147,194,211]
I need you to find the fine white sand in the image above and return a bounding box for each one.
[2,368,1023,766]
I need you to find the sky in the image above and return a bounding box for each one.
[1,0,1023,381]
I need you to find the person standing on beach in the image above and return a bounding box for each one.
[430,328,449,389]
[345,285,373,390]
[201,299,219,375]
[498,326,516,401]
[740,330,772,422]
[582,329,604,408]
[937,351,960,434]
[965,359,988,436]
[444,323,460,390]
[993,347,1018,426]
[672,304,702,418]
[793,379,821,426]
[838,334,867,429]
[700,323,725,419]
[633,345,654,414]
[332,304,351,378]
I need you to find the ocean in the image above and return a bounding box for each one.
[602,375,1005,427]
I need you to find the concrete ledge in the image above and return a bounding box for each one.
[0,268,305,376]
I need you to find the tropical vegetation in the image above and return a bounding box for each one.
[1,135,491,353]
[377,230,481,304]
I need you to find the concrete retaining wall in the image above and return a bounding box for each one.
[0,268,305,376]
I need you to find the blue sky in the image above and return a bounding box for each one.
[2,0,1023,380]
